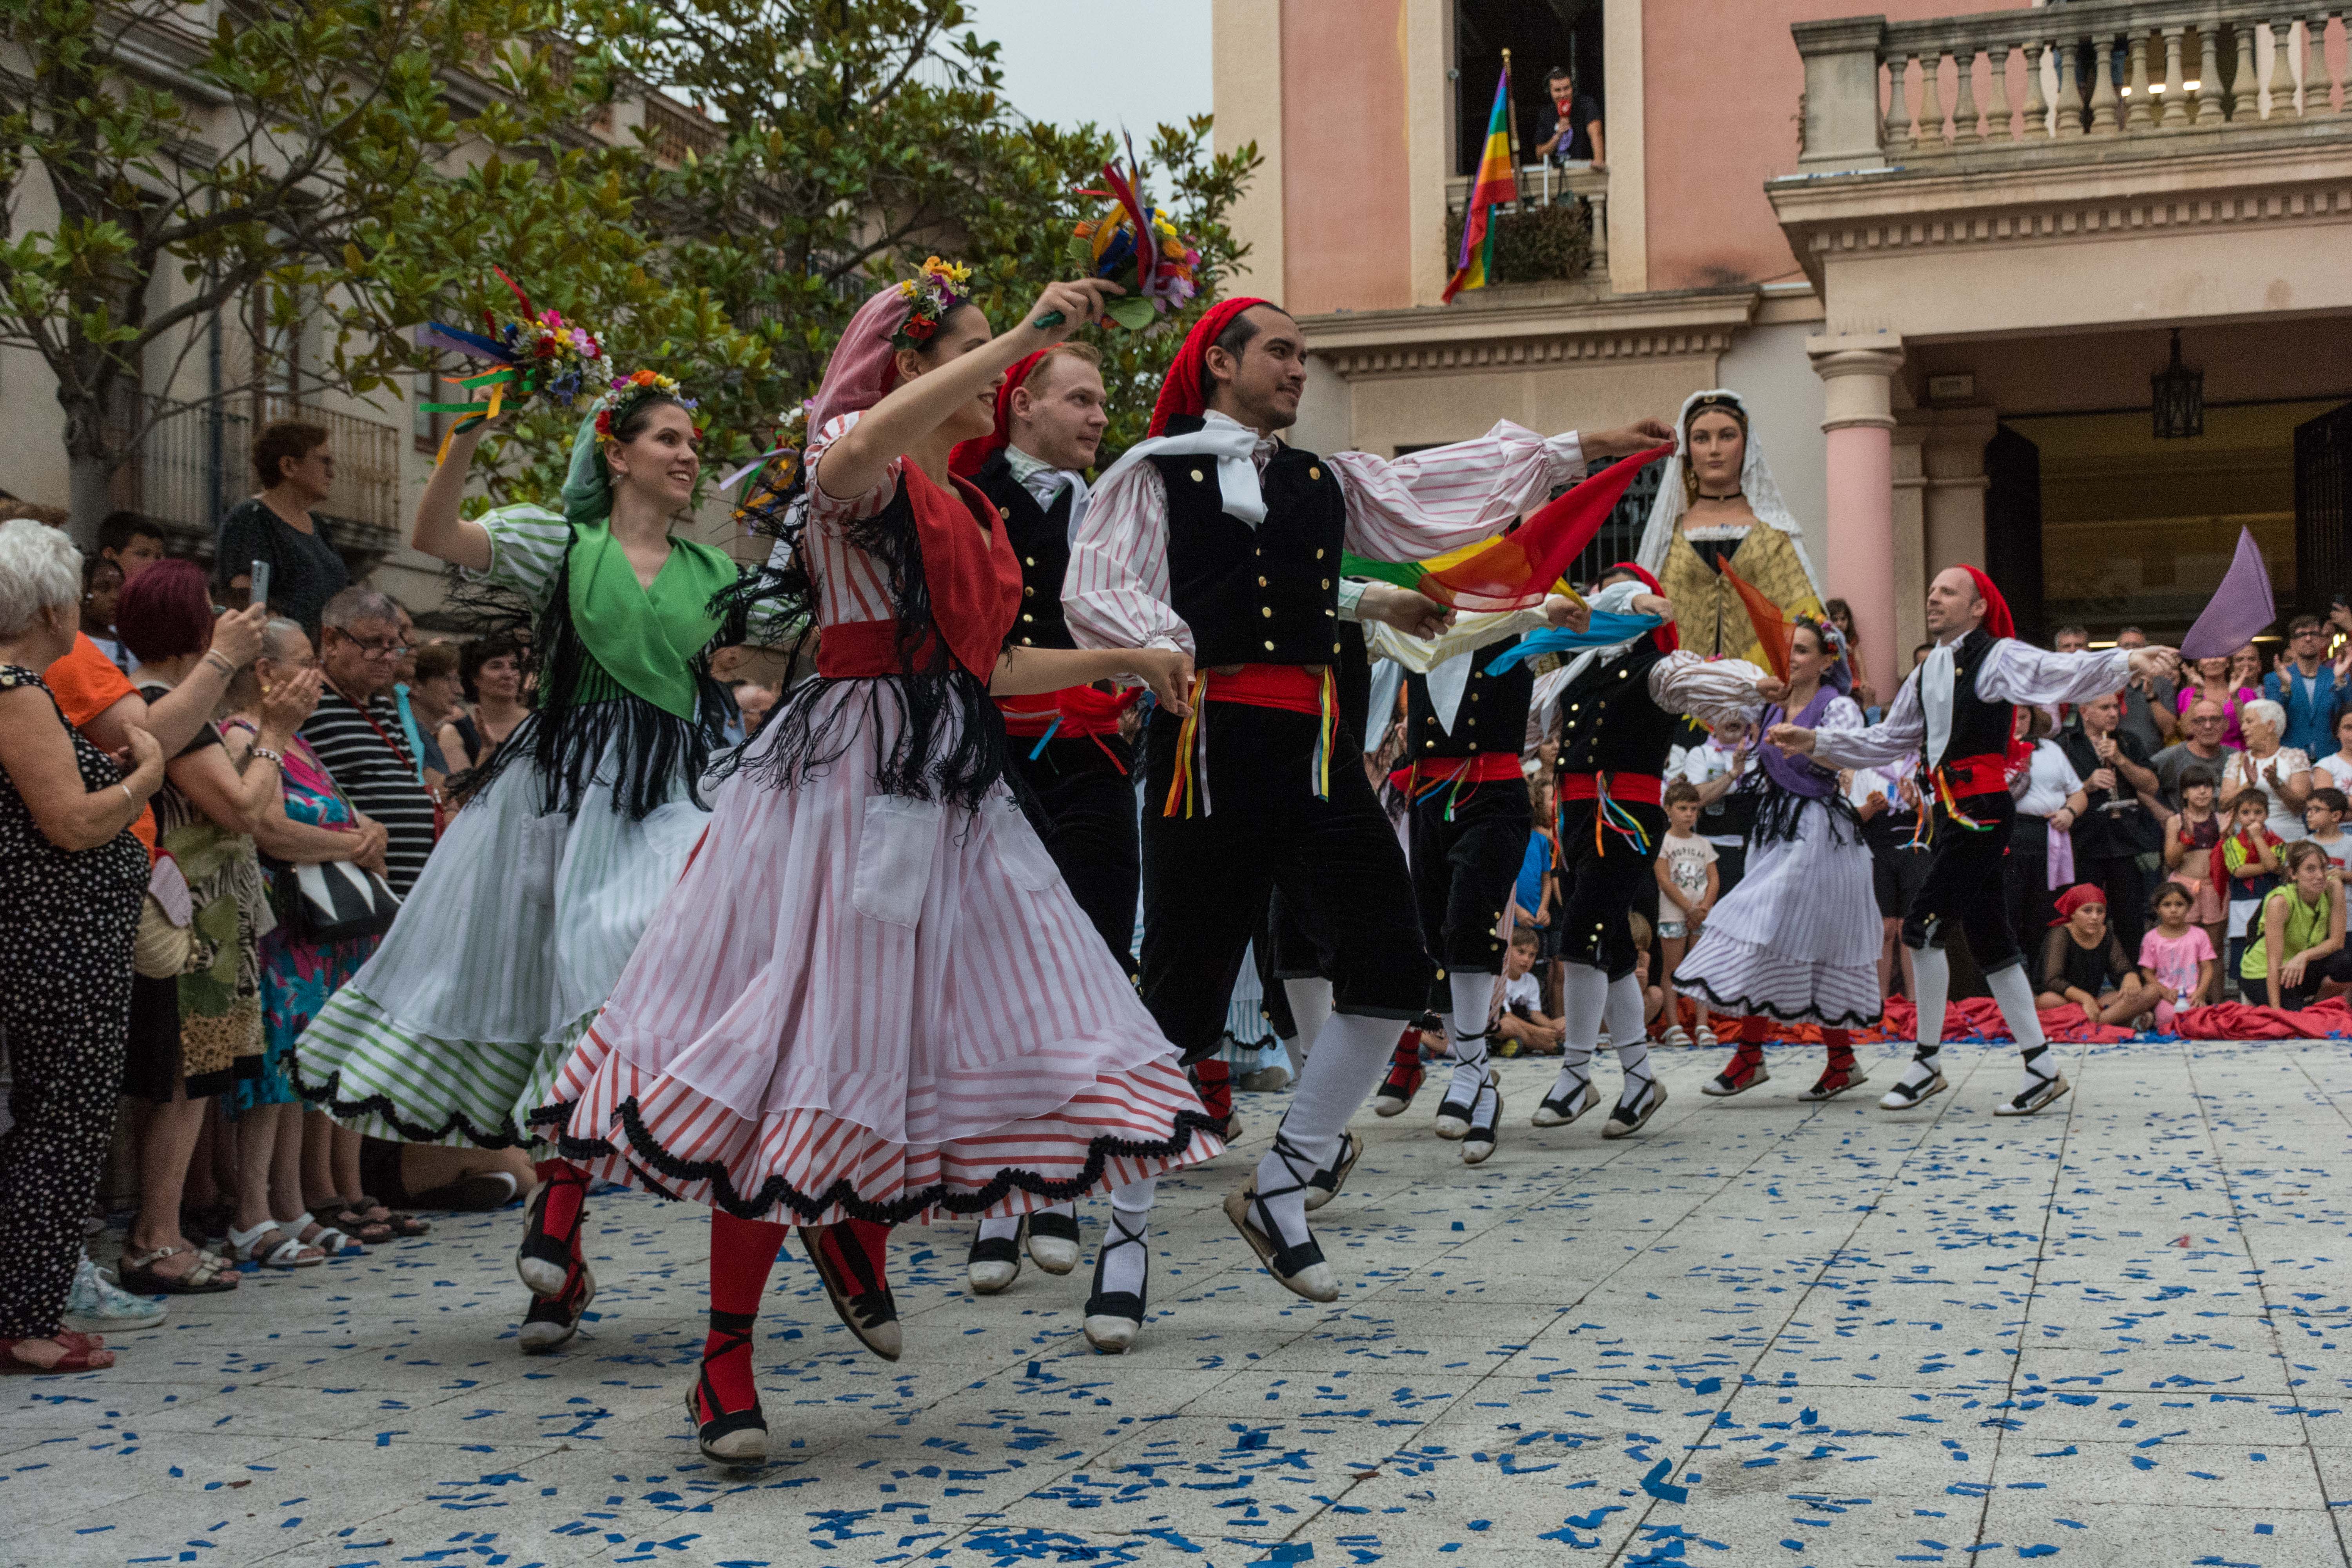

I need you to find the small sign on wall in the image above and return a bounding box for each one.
[1927,373,1976,402]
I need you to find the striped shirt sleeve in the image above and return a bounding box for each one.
[471,504,572,611]
[1064,459,1191,658]
[1325,421,1586,563]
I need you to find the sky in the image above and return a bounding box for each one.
[957,0,1214,138]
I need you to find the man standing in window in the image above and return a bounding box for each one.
[1535,66,1605,169]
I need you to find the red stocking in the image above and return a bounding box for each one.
[1823,1028,1856,1076]
[1190,1059,1233,1123]
[702,1211,788,1414]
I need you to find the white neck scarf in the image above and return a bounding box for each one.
[1091,411,1269,527]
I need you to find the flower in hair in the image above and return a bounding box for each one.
[890,256,971,350]
[590,366,697,441]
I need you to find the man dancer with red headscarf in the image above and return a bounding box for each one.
[1067,297,1671,1301]
[1769,566,2179,1116]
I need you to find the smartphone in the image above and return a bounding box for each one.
[249,559,271,610]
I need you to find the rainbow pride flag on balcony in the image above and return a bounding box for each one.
[1444,67,1516,303]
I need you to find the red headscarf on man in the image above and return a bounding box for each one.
[948,348,1052,479]
[1603,561,1681,655]
[1960,565,2016,640]
[1147,296,1272,437]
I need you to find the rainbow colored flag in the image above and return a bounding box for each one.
[1444,67,1516,303]
[1343,445,1672,613]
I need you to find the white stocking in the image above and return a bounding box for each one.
[1255,1012,1393,1249]
[1548,960,1610,1105]
[1097,1177,1156,1298]
[1900,942,1951,1093]
[1606,973,1654,1108]
[1284,976,1334,1073]
[1445,970,1499,1101]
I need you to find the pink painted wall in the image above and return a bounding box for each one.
[1641,0,2036,292]
[1280,0,1414,315]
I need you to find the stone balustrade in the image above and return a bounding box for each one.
[1796,2,2347,171]
[1443,162,1611,283]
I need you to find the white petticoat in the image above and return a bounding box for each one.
[544,682,1223,1225]
[294,738,706,1146]
[1670,796,1884,1030]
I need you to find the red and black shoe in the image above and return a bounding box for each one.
[518,1260,595,1354]
[1800,1034,1869,1102]
[800,1218,902,1361]
[516,1163,589,1298]
[1702,1040,1769,1098]
[1372,1033,1425,1118]
[686,1310,768,1465]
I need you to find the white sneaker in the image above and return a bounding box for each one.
[1694,1025,1718,1048]
[62,1256,166,1334]
[1662,1025,1692,1049]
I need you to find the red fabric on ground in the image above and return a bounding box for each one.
[2174,998,2352,1040]
[1857,998,2133,1045]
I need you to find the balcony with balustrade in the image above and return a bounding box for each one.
[1769,2,2352,340]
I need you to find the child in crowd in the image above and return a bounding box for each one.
[2240,840,2352,1007]
[2318,708,2352,795]
[2138,880,2216,1032]
[2304,787,2352,873]
[2217,786,2284,975]
[2036,884,2154,1028]
[2162,763,2227,962]
[1512,774,1563,1016]
[1655,780,1720,1047]
[1491,928,1564,1057]
[1627,912,1668,1036]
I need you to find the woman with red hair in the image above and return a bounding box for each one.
[116,560,322,1288]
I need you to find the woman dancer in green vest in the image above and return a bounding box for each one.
[296,368,742,1352]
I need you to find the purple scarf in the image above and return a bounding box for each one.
[1757,686,1842,800]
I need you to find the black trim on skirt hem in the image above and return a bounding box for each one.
[526,1094,1225,1226]
[1675,977,1883,1032]
[294,1062,538,1151]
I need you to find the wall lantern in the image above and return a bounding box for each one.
[2151,328,2203,439]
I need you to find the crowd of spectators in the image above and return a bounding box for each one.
[0,421,537,1372]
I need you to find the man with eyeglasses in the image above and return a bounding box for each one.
[301,586,437,895]
[2152,698,2238,814]
[2263,613,2346,759]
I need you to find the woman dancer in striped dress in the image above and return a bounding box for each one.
[1675,615,1882,1100]
[541,264,1221,1466]
[296,365,740,1354]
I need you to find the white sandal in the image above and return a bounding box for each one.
[227,1219,323,1269]
[286,1211,357,1256]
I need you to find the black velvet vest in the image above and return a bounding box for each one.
[1553,644,1680,775]
[969,450,1078,652]
[1152,416,1348,668]
[1930,628,2014,765]
[1406,637,1535,761]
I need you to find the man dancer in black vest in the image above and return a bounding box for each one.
[1526,564,1775,1138]
[1769,566,2179,1116]
[1399,638,1537,1164]
[954,343,1120,1299]
[1069,296,1670,1303]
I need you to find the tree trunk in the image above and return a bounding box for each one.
[64,399,117,552]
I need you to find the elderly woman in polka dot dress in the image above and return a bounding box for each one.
[0,518,167,1372]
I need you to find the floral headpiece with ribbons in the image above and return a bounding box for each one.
[416,268,607,459]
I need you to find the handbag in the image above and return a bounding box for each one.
[272,857,402,943]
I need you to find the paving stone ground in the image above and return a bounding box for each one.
[9,1034,2352,1568]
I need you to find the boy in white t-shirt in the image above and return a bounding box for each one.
[2306,788,2352,874]
[1655,780,1722,1048]
[1492,928,1563,1056]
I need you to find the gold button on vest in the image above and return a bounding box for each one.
[1191,468,1205,483]
[1308,466,1321,480]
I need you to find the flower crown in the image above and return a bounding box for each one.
[890,257,972,350]
[1793,612,1846,664]
[592,367,698,440]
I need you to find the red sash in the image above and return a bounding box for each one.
[1558,769,1664,806]
[816,464,1021,681]
[1390,753,1524,791]
[1936,751,2009,799]
[1200,662,1325,716]
[997,684,1138,739]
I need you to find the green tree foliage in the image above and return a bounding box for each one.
[588,0,1261,468]
[0,0,737,540]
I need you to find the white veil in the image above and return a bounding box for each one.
[1633,388,1817,590]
